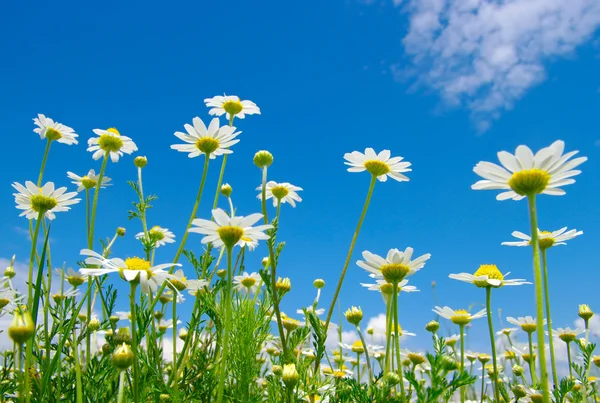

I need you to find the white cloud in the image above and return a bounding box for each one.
[399,0,600,129]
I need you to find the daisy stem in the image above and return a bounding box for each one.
[117,370,126,403]
[37,139,52,187]
[460,324,465,403]
[526,195,550,403]
[356,325,372,384]
[172,292,177,389]
[392,283,405,399]
[356,352,361,382]
[130,283,140,403]
[541,248,558,387]
[88,152,109,249]
[480,365,485,403]
[72,327,83,403]
[216,246,234,403]
[527,332,537,384]
[27,212,43,308]
[566,342,573,378]
[485,286,500,403]
[324,174,376,330]
[384,296,392,374]
[211,115,234,211]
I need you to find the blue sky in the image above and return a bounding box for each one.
[1,1,600,355]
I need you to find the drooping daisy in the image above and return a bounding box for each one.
[204,95,260,120]
[256,181,303,207]
[87,128,137,162]
[67,170,112,192]
[233,272,262,295]
[79,249,179,294]
[449,264,530,288]
[33,114,78,145]
[188,208,272,250]
[12,181,80,220]
[135,226,176,248]
[502,227,583,249]
[506,316,546,334]
[344,148,411,182]
[433,306,487,326]
[356,247,431,284]
[170,117,240,159]
[472,140,587,200]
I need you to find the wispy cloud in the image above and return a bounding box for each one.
[396,0,600,131]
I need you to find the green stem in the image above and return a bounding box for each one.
[73,329,83,403]
[130,283,139,403]
[216,246,234,403]
[392,283,405,399]
[172,292,177,386]
[211,115,234,210]
[485,287,500,403]
[324,174,376,329]
[527,332,537,384]
[88,152,109,249]
[37,140,52,187]
[384,296,392,374]
[356,352,361,382]
[117,370,126,403]
[460,324,465,403]
[541,249,558,387]
[27,213,43,308]
[480,365,485,403]
[356,326,372,384]
[566,342,573,379]
[526,195,550,403]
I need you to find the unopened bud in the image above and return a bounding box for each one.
[112,343,134,370]
[116,227,126,237]
[221,184,232,197]
[134,156,148,168]
[425,320,440,333]
[313,279,325,289]
[579,304,594,321]
[344,306,363,326]
[253,150,273,168]
[282,363,299,388]
[88,317,101,331]
[8,311,35,344]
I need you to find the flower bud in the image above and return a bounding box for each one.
[282,363,299,388]
[78,313,87,322]
[216,269,226,279]
[366,326,374,335]
[116,227,126,237]
[112,343,134,370]
[579,304,594,321]
[154,311,164,321]
[113,327,132,345]
[385,372,401,386]
[276,277,291,294]
[8,311,35,344]
[109,315,120,324]
[88,316,101,331]
[512,384,527,399]
[313,278,325,289]
[512,365,525,377]
[253,150,273,168]
[344,306,363,326]
[261,257,270,268]
[441,356,458,371]
[220,184,232,197]
[425,320,440,333]
[593,355,600,368]
[179,328,188,341]
[4,256,16,279]
[102,343,111,355]
[159,394,170,402]
[134,156,148,168]
[272,365,283,376]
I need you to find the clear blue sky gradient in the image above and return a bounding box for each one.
[1,1,599,351]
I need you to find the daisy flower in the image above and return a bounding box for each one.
[204,94,260,120]
[63,267,88,287]
[79,249,179,294]
[344,148,411,182]
[449,264,530,288]
[233,271,262,295]
[87,128,137,162]
[135,226,176,248]
[356,247,431,284]
[157,319,182,333]
[50,287,79,304]
[472,140,587,200]
[552,327,584,343]
[507,316,546,334]
[392,324,416,337]
[170,117,240,159]
[33,114,78,145]
[188,208,272,250]
[0,287,23,313]
[170,269,208,296]
[256,181,303,207]
[361,278,418,303]
[12,181,80,220]
[496,327,519,337]
[67,170,112,192]
[433,306,487,326]
[502,227,583,249]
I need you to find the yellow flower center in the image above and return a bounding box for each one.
[530,394,543,403]
[559,332,577,343]
[270,186,289,200]
[30,194,58,212]
[46,128,62,141]
[450,309,472,326]
[217,226,244,248]
[283,317,300,332]
[195,137,220,155]
[241,277,257,288]
[0,298,9,309]
[81,176,97,190]
[149,227,165,241]
[504,350,516,359]
[380,263,410,283]
[379,283,394,295]
[363,160,390,177]
[521,323,538,333]
[351,340,365,354]
[67,275,85,287]
[333,371,346,379]
[222,100,244,116]
[408,353,426,365]
[473,264,504,288]
[522,353,536,363]
[98,132,124,153]
[537,231,555,250]
[508,168,551,196]
[120,257,152,283]
[171,276,187,291]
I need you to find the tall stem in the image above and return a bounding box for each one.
[541,249,558,387]
[211,115,234,210]
[72,328,83,403]
[324,175,376,329]
[88,153,109,248]
[117,370,126,403]
[460,324,465,403]
[526,195,550,403]
[37,140,52,186]
[172,293,178,383]
[392,283,405,399]
[216,246,234,403]
[566,342,573,378]
[485,287,500,403]
[130,283,140,403]
[384,296,392,374]
[480,365,485,403]
[356,325,372,384]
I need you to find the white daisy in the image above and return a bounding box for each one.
[552,327,584,343]
[472,140,587,200]
[449,264,530,288]
[87,127,138,162]
[12,181,80,220]
[256,181,303,207]
[188,208,272,250]
[79,249,179,294]
[33,114,78,145]
[392,324,416,337]
[501,227,583,249]
[360,278,418,303]
[170,269,208,296]
[170,117,240,159]
[233,272,262,295]
[432,306,487,326]
[344,148,411,182]
[204,94,261,120]
[506,316,546,333]
[356,247,431,284]
[67,169,112,192]
[135,226,176,248]
[0,286,23,313]
[157,319,182,333]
